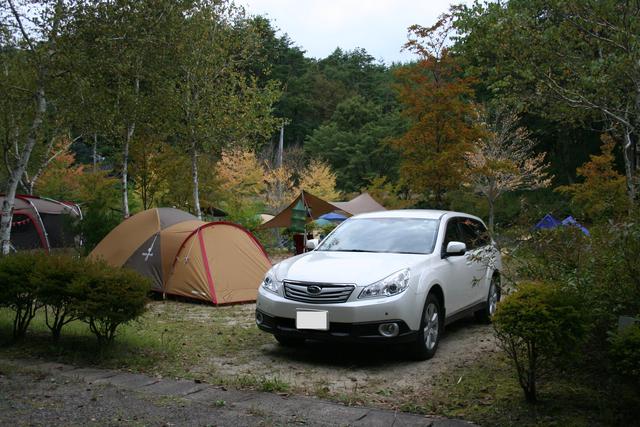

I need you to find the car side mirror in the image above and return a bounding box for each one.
[445,241,466,257]
[305,239,318,250]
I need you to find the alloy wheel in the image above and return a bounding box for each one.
[423,302,439,350]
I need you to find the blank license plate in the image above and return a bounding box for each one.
[296,310,329,330]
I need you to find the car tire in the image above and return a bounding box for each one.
[475,275,500,324]
[410,293,443,361]
[274,334,305,347]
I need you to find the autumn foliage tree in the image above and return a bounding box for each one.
[557,135,629,223]
[465,109,552,233]
[391,18,483,208]
[215,148,265,215]
[35,142,85,201]
[297,159,340,201]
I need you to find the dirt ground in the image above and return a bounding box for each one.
[148,301,499,408]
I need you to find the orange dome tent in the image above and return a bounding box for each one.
[89,208,271,304]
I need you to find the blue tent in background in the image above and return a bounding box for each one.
[533,213,589,236]
[319,212,347,222]
[534,214,562,230]
[561,216,590,236]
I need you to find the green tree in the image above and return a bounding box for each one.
[172,2,280,219]
[0,0,72,254]
[305,95,404,192]
[64,0,184,219]
[453,0,640,206]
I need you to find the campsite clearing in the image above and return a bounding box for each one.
[0,300,496,408]
[0,301,627,425]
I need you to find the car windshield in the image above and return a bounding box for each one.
[316,218,439,255]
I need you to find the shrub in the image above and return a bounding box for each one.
[33,254,84,341]
[610,323,640,386]
[71,261,150,346]
[493,282,586,403]
[75,171,122,253]
[0,252,43,339]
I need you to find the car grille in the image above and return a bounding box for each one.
[283,281,355,304]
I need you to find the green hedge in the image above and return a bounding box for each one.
[610,323,640,385]
[493,281,586,403]
[0,252,151,346]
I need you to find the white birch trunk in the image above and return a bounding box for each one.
[191,142,202,220]
[122,124,133,219]
[122,77,139,219]
[92,133,98,172]
[1,87,47,254]
[622,128,637,208]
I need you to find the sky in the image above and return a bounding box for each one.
[240,0,471,64]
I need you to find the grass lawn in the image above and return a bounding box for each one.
[1,300,638,426]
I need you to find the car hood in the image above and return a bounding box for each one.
[272,251,429,287]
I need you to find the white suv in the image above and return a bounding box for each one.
[255,210,501,360]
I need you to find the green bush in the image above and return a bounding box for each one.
[33,254,84,341]
[610,323,640,386]
[71,261,151,346]
[0,252,43,339]
[493,282,586,403]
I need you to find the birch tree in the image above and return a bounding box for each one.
[0,0,71,254]
[465,110,552,233]
[174,1,280,219]
[66,0,180,218]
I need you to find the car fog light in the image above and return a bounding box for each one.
[378,322,399,337]
[256,312,264,325]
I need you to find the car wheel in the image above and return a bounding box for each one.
[274,334,305,347]
[475,275,500,323]
[410,293,443,361]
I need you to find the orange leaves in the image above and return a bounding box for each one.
[296,159,340,202]
[391,47,481,206]
[556,135,629,221]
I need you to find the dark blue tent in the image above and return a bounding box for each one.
[533,213,590,236]
[561,216,590,236]
[534,214,562,230]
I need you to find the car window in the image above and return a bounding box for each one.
[442,218,461,252]
[458,218,490,250]
[472,220,491,247]
[316,218,440,254]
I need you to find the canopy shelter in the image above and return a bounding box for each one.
[331,193,385,216]
[90,208,271,304]
[0,194,81,251]
[259,191,340,229]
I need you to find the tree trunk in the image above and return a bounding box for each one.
[622,128,637,209]
[1,86,47,255]
[92,133,98,172]
[191,142,202,220]
[122,125,133,219]
[488,196,495,235]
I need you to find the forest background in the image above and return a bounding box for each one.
[1,0,638,252]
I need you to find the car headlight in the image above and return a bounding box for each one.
[261,268,281,294]
[358,268,411,299]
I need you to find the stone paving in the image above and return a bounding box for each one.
[1,358,475,426]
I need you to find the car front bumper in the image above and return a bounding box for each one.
[255,309,418,343]
[255,285,424,342]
